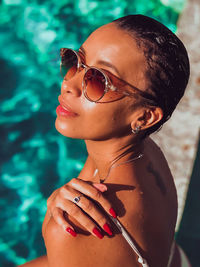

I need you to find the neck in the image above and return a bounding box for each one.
[85,135,144,182]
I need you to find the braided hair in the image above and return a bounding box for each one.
[113,15,190,135]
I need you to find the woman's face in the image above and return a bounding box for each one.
[55,23,148,141]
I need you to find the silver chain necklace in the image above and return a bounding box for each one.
[93,153,144,183]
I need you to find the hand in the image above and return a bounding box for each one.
[46,178,117,239]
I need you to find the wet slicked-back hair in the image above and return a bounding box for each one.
[113,14,190,135]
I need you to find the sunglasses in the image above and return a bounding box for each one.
[60,48,157,103]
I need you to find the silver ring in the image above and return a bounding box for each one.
[73,194,83,204]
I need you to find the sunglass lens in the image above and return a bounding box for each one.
[84,68,106,101]
[60,49,78,80]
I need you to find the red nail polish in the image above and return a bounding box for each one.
[66,227,77,237]
[109,208,117,218]
[103,223,113,236]
[92,227,104,239]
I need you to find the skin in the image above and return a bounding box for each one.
[19,23,183,267]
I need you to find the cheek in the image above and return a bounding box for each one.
[111,106,131,130]
[83,103,132,138]
[55,96,134,140]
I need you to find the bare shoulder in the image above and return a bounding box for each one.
[104,137,178,266]
[17,256,48,267]
[143,137,177,206]
[42,138,178,267]
[43,216,141,267]
[144,137,170,162]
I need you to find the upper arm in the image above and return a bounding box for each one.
[43,217,83,267]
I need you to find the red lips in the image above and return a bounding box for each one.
[56,95,78,117]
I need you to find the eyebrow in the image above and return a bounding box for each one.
[79,46,122,77]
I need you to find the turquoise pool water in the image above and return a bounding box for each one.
[0,1,186,266]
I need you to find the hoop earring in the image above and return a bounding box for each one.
[131,125,141,134]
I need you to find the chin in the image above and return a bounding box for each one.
[55,118,92,140]
[55,118,79,139]
[55,118,122,141]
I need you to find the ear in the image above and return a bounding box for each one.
[131,107,163,131]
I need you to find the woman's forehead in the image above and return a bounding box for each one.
[81,23,147,89]
[82,24,142,65]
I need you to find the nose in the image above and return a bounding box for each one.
[61,72,83,97]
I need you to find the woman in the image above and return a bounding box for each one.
[19,15,191,267]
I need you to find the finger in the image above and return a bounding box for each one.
[57,199,104,239]
[56,185,112,238]
[73,193,113,236]
[47,188,59,208]
[51,208,77,237]
[93,183,108,192]
[59,186,113,236]
[69,178,117,218]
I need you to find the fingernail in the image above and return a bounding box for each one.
[92,227,104,239]
[109,208,117,218]
[93,183,108,192]
[103,223,113,236]
[66,227,77,237]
